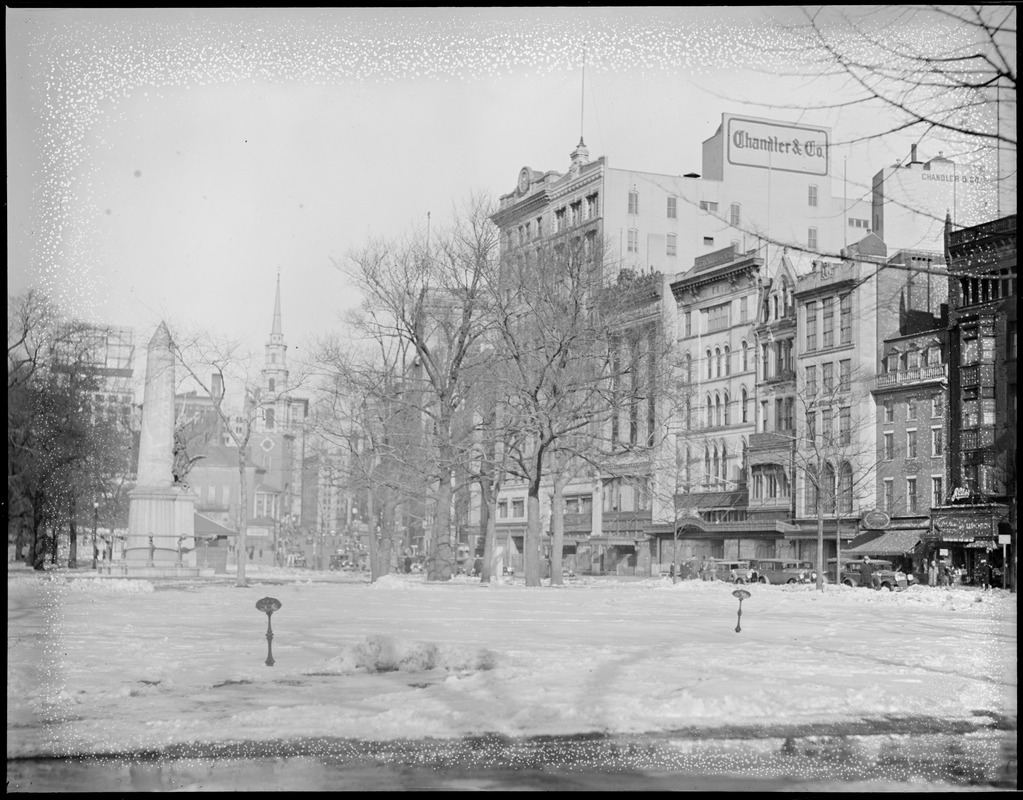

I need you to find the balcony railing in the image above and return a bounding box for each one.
[874,364,947,389]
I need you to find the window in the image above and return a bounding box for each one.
[822,362,834,393]
[822,297,834,348]
[883,479,894,513]
[586,193,599,219]
[536,216,543,237]
[740,296,748,322]
[805,301,817,351]
[806,365,817,396]
[524,221,531,240]
[884,399,894,423]
[839,463,853,514]
[806,468,819,514]
[808,184,818,207]
[683,311,692,338]
[666,233,677,257]
[839,406,851,445]
[570,200,582,227]
[555,208,566,232]
[627,228,639,253]
[729,203,741,226]
[808,227,818,250]
[807,411,816,443]
[932,476,943,506]
[628,189,639,214]
[822,407,833,443]
[268,378,275,393]
[907,429,918,459]
[703,236,715,246]
[265,408,275,430]
[741,388,749,423]
[840,294,852,344]
[699,200,718,212]
[705,302,730,333]
[706,349,713,380]
[931,427,943,456]
[511,499,525,518]
[907,478,918,513]
[724,345,731,375]
[760,400,768,432]
[667,196,677,219]
[498,501,508,519]
[741,340,749,371]
[931,395,942,417]
[883,432,894,460]
[715,348,722,377]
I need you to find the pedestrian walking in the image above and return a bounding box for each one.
[928,559,938,587]
[980,559,992,591]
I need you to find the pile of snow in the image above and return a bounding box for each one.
[321,634,498,674]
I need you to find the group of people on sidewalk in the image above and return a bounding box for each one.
[925,558,999,590]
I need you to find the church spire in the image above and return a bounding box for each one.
[271,269,283,338]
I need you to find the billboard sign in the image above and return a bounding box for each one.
[727,116,830,176]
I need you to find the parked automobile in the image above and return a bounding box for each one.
[830,558,911,591]
[701,559,753,583]
[749,558,816,585]
[329,553,344,571]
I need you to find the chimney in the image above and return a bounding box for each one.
[910,144,918,163]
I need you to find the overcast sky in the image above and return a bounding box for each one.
[7,7,999,377]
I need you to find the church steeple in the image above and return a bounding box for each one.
[270,271,284,344]
[263,272,289,398]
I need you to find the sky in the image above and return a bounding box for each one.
[7,566,1016,790]
[7,7,1009,380]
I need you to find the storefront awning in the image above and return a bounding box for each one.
[845,529,923,556]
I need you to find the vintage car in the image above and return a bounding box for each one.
[830,558,911,591]
[749,558,816,585]
[701,559,753,583]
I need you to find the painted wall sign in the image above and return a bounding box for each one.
[727,117,829,176]
[932,513,996,539]
[862,509,891,530]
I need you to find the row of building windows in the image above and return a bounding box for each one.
[804,359,852,396]
[680,342,754,383]
[882,476,943,515]
[497,498,526,519]
[882,427,944,460]
[806,406,851,445]
[804,294,852,351]
[882,396,943,423]
[958,271,1015,308]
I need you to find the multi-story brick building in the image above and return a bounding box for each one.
[930,214,1016,588]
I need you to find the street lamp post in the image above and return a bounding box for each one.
[92,501,99,570]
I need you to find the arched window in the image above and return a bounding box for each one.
[684,353,692,384]
[805,466,818,515]
[721,442,728,482]
[822,463,837,515]
[839,462,854,514]
[704,447,711,480]
[715,394,722,427]
[685,400,692,430]
[706,396,713,427]
[715,347,722,378]
[772,295,779,320]
[706,349,713,380]
[268,378,275,393]
[712,446,720,480]
[741,388,749,422]
[741,340,749,372]
[685,447,691,485]
[724,391,731,425]
[762,343,771,380]
[724,345,731,375]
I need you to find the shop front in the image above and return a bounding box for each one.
[928,504,1009,587]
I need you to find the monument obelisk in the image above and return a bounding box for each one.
[125,321,196,570]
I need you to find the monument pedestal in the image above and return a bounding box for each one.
[126,486,198,570]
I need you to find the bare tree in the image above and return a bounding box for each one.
[791,361,880,591]
[334,195,499,581]
[170,331,304,587]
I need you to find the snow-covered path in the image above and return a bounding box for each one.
[7,568,1016,761]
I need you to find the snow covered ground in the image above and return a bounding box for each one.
[7,563,1017,786]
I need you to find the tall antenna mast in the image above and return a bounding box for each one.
[580,45,586,141]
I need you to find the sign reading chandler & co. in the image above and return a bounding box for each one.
[727,116,830,176]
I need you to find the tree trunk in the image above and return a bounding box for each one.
[672,530,679,584]
[549,479,565,586]
[68,495,77,568]
[478,479,496,584]
[236,448,249,587]
[835,515,842,587]
[815,506,825,592]
[525,486,543,587]
[427,465,454,581]
[366,487,379,582]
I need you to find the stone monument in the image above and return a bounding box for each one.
[109,322,205,577]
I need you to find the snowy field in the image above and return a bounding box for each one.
[6,565,1017,766]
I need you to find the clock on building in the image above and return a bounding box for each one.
[517,167,531,195]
